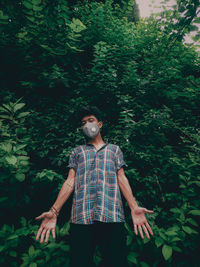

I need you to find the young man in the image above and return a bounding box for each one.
[35,106,154,267]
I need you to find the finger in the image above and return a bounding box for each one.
[35,212,46,220]
[134,224,138,235]
[40,228,47,243]
[145,221,154,236]
[45,229,50,243]
[51,228,56,239]
[138,225,144,239]
[36,226,43,240]
[142,224,150,239]
[144,208,154,214]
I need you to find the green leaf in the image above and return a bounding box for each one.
[179,213,185,221]
[20,161,29,166]
[15,144,27,152]
[33,5,43,11]
[126,235,133,246]
[0,114,12,120]
[172,246,182,252]
[167,225,180,232]
[2,104,11,112]
[5,155,17,165]
[16,173,26,182]
[0,20,8,25]
[0,106,9,112]
[66,42,84,52]
[188,210,200,216]
[23,1,33,9]
[18,156,30,160]
[9,250,17,257]
[22,9,33,16]
[7,234,18,240]
[169,208,180,213]
[20,217,27,226]
[32,0,41,4]
[155,237,164,247]
[186,218,198,227]
[68,18,86,33]
[61,245,70,251]
[127,6,133,11]
[13,103,25,112]
[127,252,139,264]
[46,173,54,181]
[143,235,150,244]
[188,181,200,186]
[26,16,35,22]
[17,112,30,119]
[0,10,9,20]
[28,245,35,256]
[0,197,8,203]
[29,263,37,267]
[140,262,149,267]
[159,232,166,240]
[40,44,68,55]
[170,237,181,242]
[162,244,172,261]
[165,231,177,236]
[182,226,198,234]
[1,143,12,152]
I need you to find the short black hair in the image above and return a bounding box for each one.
[77,105,103,122]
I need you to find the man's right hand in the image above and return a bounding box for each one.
[35,210,57,243]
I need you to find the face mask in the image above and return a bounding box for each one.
[82,122,100,139]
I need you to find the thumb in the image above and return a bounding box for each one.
[144,208,154,214]
[35,212,46,220]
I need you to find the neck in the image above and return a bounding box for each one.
[86,133,105,146]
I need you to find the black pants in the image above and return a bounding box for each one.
[69,220,129,267]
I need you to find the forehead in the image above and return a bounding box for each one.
[81,115,97,122]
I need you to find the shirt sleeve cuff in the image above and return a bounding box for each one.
[116,161,128,171]
[67,164,77,172]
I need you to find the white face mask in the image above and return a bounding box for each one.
[82,122,100,139]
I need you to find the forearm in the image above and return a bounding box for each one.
[118,175,139,211]
[51,177,74,213]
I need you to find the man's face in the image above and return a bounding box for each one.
[81,115,102,129]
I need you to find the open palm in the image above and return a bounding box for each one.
[35,211,57,243]
[131,206,154,239]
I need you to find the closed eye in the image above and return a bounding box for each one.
[81,119,94,126]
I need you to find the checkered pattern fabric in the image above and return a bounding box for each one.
[67,141,128,224]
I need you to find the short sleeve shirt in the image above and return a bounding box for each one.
[67,141,128,224]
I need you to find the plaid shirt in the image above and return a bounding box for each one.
[67,140,128,224]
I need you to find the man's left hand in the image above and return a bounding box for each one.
[131,207,154,239]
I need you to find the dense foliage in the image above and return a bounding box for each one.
[0,0,199,266]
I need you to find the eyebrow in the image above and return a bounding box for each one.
[81,117,95,123]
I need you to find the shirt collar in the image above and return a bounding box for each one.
[84,138,109,147]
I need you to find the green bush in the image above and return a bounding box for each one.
[0,0,199,266]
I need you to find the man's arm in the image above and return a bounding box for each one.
[117,167,139,211]
[117,167,154,239]
[51,168,76,213]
